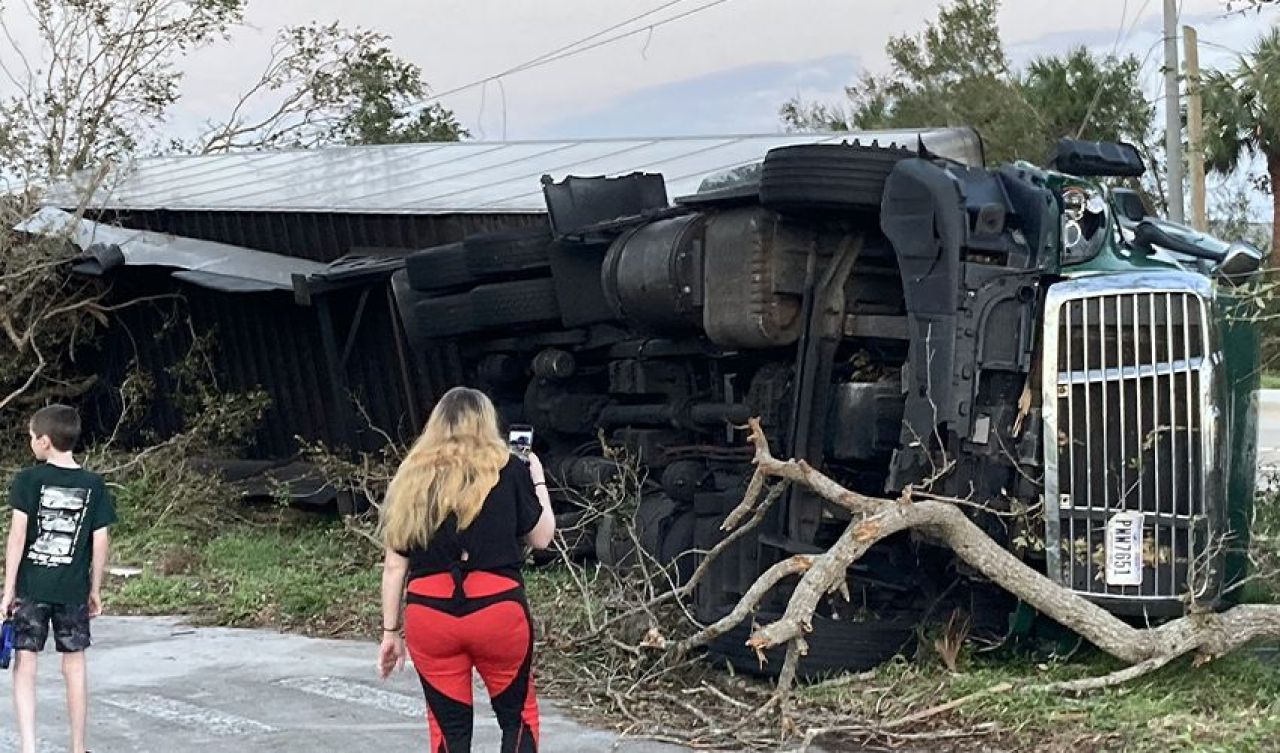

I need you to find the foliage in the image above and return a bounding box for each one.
[75,330,269,554]
[1202,29,1280,176]
[0,0,247,178]
[194,22,466,153]
[1201,28,1280,259]
[793,648,1280,753]
[0,1,463,181]
[780,0,1154,166]
[1020,49,1152,161]
[1208,183,1273,252]
[89,332,378,636]
[0,200,114,437]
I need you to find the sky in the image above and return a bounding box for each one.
[1,0,1277,214]
[159,0,1279,141]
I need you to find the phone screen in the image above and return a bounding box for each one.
[508,424,534,457]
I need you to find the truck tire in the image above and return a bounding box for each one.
[472,278,561,329]
[759,143,912,213]
[405,291,480,339]
[706,610,916,680]
[464,230,552,276]
[530,510,594,566]
[595,514,637,569]
[636,495,679,560]
[659,510,697,585]
[406,242,474,292]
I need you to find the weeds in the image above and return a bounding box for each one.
[110,521,379,635]
[71,346,1280,750]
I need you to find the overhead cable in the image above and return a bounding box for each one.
[416,0,731,106]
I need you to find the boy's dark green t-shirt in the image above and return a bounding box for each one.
[9,464,117,605]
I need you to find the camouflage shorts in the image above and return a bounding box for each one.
[11,600,91,653]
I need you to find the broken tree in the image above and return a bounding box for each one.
[674,419,1280,698]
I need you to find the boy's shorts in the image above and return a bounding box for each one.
[11,600,91,653]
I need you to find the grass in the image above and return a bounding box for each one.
[99,466,1280,752]
[1263,373,1280,390]
[104,471,381,636]
[816,649,1280,753]
[109,519,380,635]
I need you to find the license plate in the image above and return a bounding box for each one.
[1105,511,1144,586]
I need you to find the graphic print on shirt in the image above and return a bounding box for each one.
[27,485,90,567]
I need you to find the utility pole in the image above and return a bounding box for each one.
[1184,25,1206,232]
[1164,0,1185,223]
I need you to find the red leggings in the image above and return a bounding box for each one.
[405,571,539,752]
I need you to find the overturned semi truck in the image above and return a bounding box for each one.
[390,128,1264,675]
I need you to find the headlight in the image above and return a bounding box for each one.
[1061,186,1107,263]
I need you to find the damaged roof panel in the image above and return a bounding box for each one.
[15,206,327,292]
[43,130,985,215]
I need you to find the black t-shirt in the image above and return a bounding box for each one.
[9,463,118,605]
[401,455,543,581]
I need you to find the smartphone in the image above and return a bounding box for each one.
[508,424,534,459]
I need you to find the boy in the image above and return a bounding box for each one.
[1,404,116,753]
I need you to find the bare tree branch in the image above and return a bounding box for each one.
[688,418,1280,708]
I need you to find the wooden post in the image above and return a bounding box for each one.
[1185,25,1206,232]
[1164,0,1184,223]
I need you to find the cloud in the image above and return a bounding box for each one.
[527,54,860,139]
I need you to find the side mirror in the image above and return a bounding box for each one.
[1132,220,1226,262]
[1218,242,1265,283]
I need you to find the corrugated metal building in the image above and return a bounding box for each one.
[36,131,975,462]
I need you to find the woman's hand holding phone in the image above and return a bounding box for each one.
[523,451,556,549]
[526,452,546,485]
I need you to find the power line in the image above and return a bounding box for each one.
[416,0,731,108]
[463,0,690,143]
[1111,0,1132,55]
[510,0,688,72]
[1197,37,1248,56]
[433,0,729,102]
[1075,0,1153,137]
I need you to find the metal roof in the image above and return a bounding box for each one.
[16,206,327,292]
[46,129,984,216]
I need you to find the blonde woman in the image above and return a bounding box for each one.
[378,387,554,752]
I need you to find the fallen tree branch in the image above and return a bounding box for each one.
[880,681,1014,730]
[704,418,1280,700]
[585,477,789,642]
[678,554,814,654]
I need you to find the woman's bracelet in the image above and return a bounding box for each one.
[382,624,402,633]
[534,480,547,487]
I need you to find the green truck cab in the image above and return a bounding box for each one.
[1036,149,1263,616]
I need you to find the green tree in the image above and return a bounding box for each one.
[1201,28,1280,261]
[1020,48,1150,151]
[196,22,466,152]
[781,0,1152,167]
[0,2,464,180]
[0,0,248,178]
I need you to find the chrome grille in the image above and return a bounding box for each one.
[1042,273,1221,608]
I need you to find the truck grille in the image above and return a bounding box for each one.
[1042,273,1221,610]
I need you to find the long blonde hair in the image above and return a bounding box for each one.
[380,387,511,551]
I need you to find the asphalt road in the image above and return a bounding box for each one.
[0,617,691,752]
[18,392,1279,751]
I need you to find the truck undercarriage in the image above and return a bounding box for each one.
[391,130,1262,675]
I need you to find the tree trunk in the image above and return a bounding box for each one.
[1269,153,1280,261]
